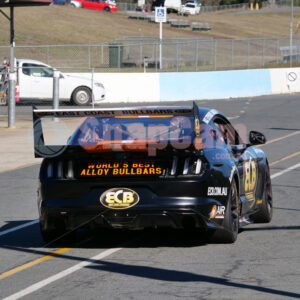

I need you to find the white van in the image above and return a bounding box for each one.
[164,0,182,13]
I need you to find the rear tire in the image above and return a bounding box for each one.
[251,165,273,223]
[71,86,92,106]
[210,181,239,243]
[104,6,110,12]
[39,218,76,244]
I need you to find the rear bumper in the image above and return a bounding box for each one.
[42,206,218,231]
[39,169,230,231]
[39,184,226,231]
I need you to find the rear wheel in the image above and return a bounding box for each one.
[71,86,92,106]
[210,181,239,243]
[104,6,110,12]
[251,165,273,223]
[39,218,76,244]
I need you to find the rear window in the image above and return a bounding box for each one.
[69,116,194,146]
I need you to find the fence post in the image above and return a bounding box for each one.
[262,39,265,67]
[214,40,217,70]
[195,40,199,71]
[210,39,213,69]
[91,68,94,108]
[248,39,250,68]
[88,45,91,69]
[232,39,234,69]
[155,43,158,72]
[276,39,279,64]
[101,45,104,65]
[52,70,60,110]
[176,43,179,72]
[46,46,49,65]
[140,42,143,70]
[118,45,121,72]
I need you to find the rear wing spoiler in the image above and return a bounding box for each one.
[32,104,201,158]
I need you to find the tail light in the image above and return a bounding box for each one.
[67,160,74,178]
[169,156,205,176]
[183,157,203,175]
[45,160,74,179]
[47,163,53,178]
[57,161,63,178]
[170,156,178,176]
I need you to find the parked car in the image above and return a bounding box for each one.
[151,0,182,13]
[52,0,66,5]
[70,0,83,7]
[16,59,105,106]
[178,1,201,15]
[73,0,117,11]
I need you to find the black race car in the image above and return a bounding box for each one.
[33,103,272,243]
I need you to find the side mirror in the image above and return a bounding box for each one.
[249,130,266,145]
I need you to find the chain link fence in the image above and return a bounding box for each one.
[0,37,299,72]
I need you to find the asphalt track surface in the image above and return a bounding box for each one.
[0,94,300,300]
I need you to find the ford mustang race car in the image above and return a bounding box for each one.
[33,103,272,243]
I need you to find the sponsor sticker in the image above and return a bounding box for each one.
[243,158,257,204]
[203,109,218,124]
[80,161,162,177]
[207,187,228,196]
[100,188,139,210]
[210,205,226,219]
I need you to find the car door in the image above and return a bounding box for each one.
[19,63,34,98]
[84,0,97,9]
[29,63,54,99]
[213,116,258,214]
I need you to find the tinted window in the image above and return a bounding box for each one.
[69,116,194,146]
[22,63,53,78]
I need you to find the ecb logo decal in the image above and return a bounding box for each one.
[100,188,139,209]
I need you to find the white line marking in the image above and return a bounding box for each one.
[0,220,39,237]
[271,162,300,180]
[3,247,122,300]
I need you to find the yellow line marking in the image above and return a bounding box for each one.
[0,248,71,280]
[0,236,92,281]
[0,126,29,131]
[258,130,300,147]
[228,115,240,120]
[269,151,300,166]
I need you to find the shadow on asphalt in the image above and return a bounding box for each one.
[1,219,300,250]
[1,232,300,299]
[0,221,210,249]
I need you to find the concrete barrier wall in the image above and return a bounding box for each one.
[68,73,160,103]
[270,68,300,95]
[159,69,272,101]
[67,68,300,103]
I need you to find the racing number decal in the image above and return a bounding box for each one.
[243,159,257,204]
